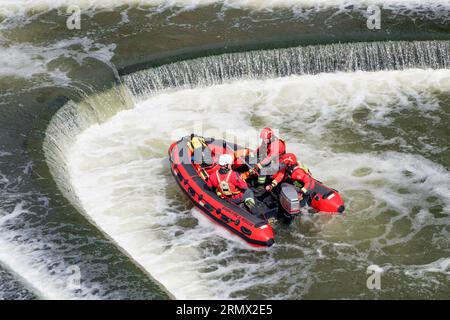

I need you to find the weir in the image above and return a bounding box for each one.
[123,40,450,96]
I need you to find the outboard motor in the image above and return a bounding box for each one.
[279,183,300,215]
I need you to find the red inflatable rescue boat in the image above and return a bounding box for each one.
[168,135,345,247]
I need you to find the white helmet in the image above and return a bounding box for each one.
[218,154,233,166]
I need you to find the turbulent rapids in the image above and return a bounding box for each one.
[40,40,450,299]
[0,0,449,300]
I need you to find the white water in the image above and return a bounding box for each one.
[0,239,93,300]
[1,0,449,31]
[63,69,450,299]
[0,37,116,84]
[0,204,102,300]
[0,0,449,12]
[0,150,103,300]
[124,41,450,95]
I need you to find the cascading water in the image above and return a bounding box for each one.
[124,41,450,95]
[43,40,450,299]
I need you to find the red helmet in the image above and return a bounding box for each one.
[260,127,274,140]
[280,153,297,166]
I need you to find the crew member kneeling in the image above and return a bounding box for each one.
[265,153,313,201]
[247,127,286,185]
[207,154,256,210]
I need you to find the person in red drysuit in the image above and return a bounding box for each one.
[241,127,286,185]
[207,154,255,208]
[265,153,313,196]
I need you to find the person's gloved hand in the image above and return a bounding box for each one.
[265,181,277,192]
[301,187,310,196]
[248,167,258,176]
[244,197,255,208]
[249,163,263,175]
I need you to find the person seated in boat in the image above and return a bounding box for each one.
[243,127,286,186]
[206,154,256,210]
[265,153,313,203]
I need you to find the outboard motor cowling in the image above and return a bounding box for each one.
[279,183,300,214]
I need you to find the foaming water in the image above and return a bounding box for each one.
[1,0,449,32]
[0,199,101,299]
[62,69,450,298]
[1,0,449,12]
[0,237,91,300]
[0,37,116,85]
[0,264,37,300]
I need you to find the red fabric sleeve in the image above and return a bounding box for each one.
[259,139,286,167]
[206,173,217,189]
[291,168,313,190]
[232,172,248,191]
[272,166,287,185]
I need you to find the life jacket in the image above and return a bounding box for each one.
[288,163,312,190]
[287,162,310,177]
[215,170,241,198]
[189,136,215,167]
[188,136,207,151]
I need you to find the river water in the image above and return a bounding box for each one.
[0,0,449,299]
